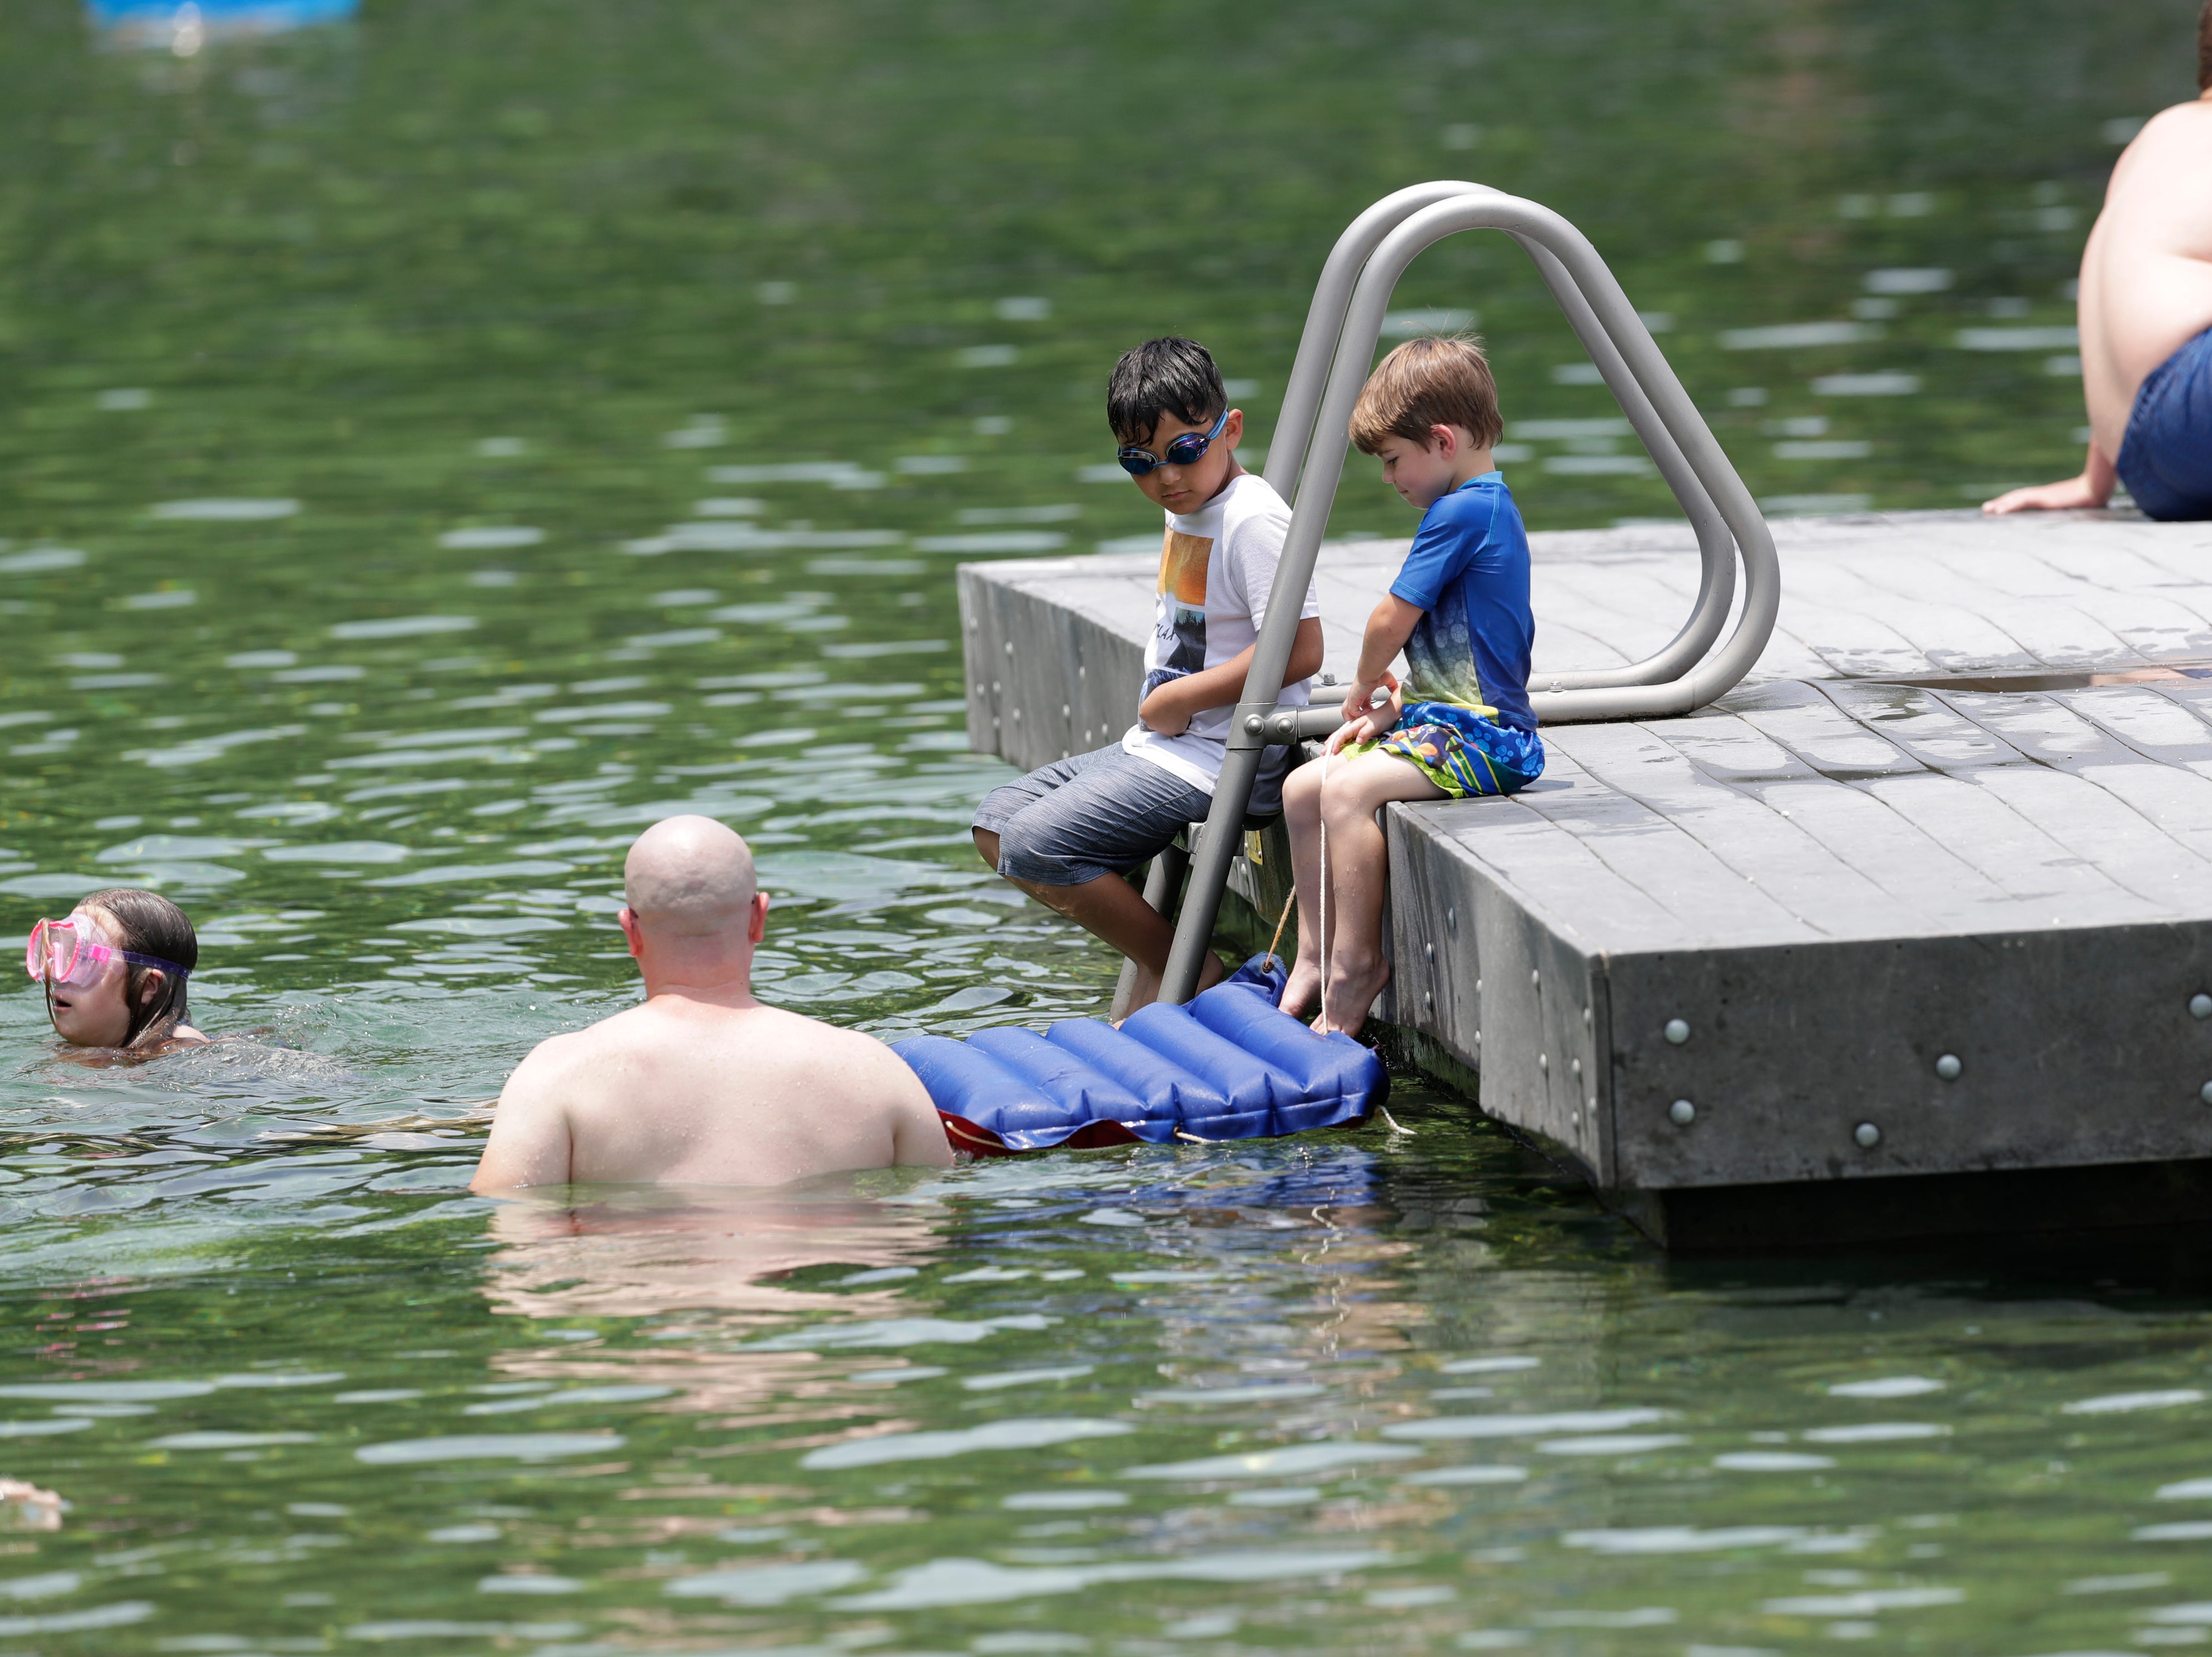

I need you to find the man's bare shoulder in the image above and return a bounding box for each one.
[539,998,906,1072]
[519,1010,631,1061]
[505,1006,656,1085]
[733,1005,917,1070]
[2118,100,2212,174]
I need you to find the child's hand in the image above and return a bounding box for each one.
[1338,670,1398,729]
[1138,680,1193,737]
[1323,682,1403,754]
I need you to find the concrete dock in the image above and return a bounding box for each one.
[960,508,2212,1246]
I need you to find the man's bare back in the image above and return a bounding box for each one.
[1987,37,2212,518]
[470,816,950,1191]
[2079,97,2212,456]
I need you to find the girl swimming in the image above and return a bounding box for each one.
[23,887,207,1054]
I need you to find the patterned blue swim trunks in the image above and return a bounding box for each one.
[1348,700,1545,799]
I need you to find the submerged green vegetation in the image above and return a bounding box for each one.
[0,0,2204,1650]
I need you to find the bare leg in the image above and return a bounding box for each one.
[1278,760,1325,1018]
[1313,751,1445,1038]
[973,828,1223,1012]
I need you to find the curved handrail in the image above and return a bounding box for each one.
[1504,228,1737,691]
[1262,181,1490,504]
[1291,191,1777,722]
[1266,185,1739,693]
[1156,185,1780,1004]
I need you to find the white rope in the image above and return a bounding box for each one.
[1317,741,1330,1032]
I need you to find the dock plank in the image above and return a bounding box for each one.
[1415,800,1690,955]
[1712,774,2021,928]
[1818,682,2023,771]
[1955,763,2212,911]
[2063,684,2212,755]
[1788,561,2039,672]
[1851,769,2168,923]
[1557,723,1920,939]
[1723,682,1930,779]
[1499,746,1818,946]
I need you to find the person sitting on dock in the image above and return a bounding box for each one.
[1282,337,1544,1037]
[470,815,950,1191]
[971,337,1325,1011]
[1984,4,2212,521]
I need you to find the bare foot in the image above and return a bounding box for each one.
[1280,959,1321,1020]
[1312,955,1391,1039]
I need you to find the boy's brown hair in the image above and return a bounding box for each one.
[1349,335,1504,455]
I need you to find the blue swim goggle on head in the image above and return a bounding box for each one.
[1116,406,1229,476]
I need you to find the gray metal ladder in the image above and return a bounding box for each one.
[1150,180,1782,1008]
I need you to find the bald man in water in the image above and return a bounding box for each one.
[470,816,950,1191]
[1986,5,2212,521]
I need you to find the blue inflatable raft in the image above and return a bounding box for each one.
[893,955,1388,1155]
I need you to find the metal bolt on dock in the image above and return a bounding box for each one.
[1665,1018,1690,1045]
[2193,993,2212,1020]
[1669,1099,1695,1126]
[1936,1054,1962,1081]
[1854,1122,1882,1149]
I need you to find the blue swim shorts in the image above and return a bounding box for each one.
[973,744,1213,888]
[2118,324,2212,522]
[1345,701,1544,799]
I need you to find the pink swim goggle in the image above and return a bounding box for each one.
[22,916,188,990]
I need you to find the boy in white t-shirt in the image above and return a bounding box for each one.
[972,337,1325,1010]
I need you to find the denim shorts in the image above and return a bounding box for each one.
[2118,324,2212,522]
[972,744,1213,888]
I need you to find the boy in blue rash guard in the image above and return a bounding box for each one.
[1281,337,1543,1035]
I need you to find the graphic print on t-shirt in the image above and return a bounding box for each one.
[1144,528,1212,697]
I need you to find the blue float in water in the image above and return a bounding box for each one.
[88,0,358,46]
[895,956,1387,1154]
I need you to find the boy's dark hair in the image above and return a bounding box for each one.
[1107,337,1226,445]
[1349,335,1505,454]
[79,887,197,1048]
[2201,0,2210,91]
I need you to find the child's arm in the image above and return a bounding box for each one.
[1982,438,2118,514]
[1139,616,1327,737]
[1342,595,1424,726]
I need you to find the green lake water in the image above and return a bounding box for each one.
[1,0,2211,1651]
